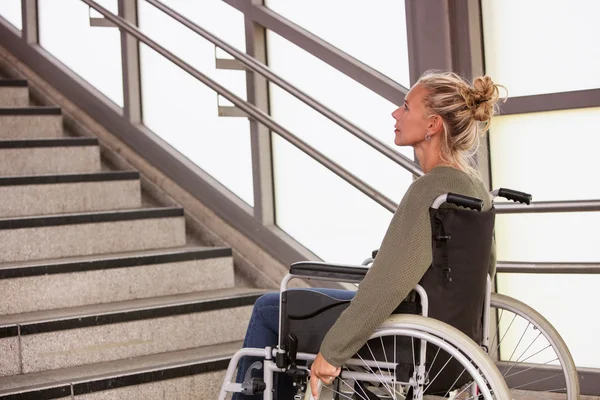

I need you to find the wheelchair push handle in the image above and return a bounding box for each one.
[496,188,532,205]
[446,193,484,211]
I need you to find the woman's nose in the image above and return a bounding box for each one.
[392,107,401,119]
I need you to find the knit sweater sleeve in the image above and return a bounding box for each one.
[319,178,436,367]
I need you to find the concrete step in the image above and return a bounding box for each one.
[0,288,263,375]
[0,80,29,107]
[0,138,101,176]
[0,207,186,263]
[0,107,62,138]
[0,246,235,315]
[0,341,242,399]
[0,171,142,218]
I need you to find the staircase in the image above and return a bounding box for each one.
[0,78,264,399]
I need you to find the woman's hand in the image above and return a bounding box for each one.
[310,352,340,399]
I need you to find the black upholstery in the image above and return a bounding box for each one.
[289,261,369,283]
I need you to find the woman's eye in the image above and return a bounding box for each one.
[404,104,408,111]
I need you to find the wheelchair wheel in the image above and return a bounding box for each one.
[321,314,509,400]
[489,293,579,400]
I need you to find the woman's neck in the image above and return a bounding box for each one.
[414,142,461,174]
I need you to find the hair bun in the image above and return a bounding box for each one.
[468,75,501,122]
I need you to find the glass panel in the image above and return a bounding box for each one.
[495,212,600,263]
[497,273,600,368]
[0,0,22,30]
[38,0,123,106]
[490,108,600,201]
[138,1,253,205]
[482,0,600,96]
[268,30,414,262]
[265,0,410,88]
[490,108,600,368]
[273,136,393,264]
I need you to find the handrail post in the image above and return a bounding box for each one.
[446,0,490,190]
[21,0,38,44]
[118,0,142,123]
[246,0,275,225]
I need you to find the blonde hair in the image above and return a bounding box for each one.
[417,70,506,177]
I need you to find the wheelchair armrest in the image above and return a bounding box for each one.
[289,261,369,283]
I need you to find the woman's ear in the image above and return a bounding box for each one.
[428,115,443,135]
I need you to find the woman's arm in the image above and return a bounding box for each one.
[319,181,435,367]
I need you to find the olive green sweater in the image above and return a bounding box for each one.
[320,166,496,367]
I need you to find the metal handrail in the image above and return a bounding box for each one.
[145,0,422,177]
[223,0,409,106]
[497,261,600,274]
[80,0,398,212]
[495,199,600,214]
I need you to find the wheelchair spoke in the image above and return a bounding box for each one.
[426,347,441,379]
[504,357,559,380]
[501,331,542,372]
[356,350,396,398]
[338,368,370,400]
[502,341,548,376]
[509,371,564,390]
[423,354,454,394]
[443,368,468,397]
[321,382,364,400]
[411,336,416,384]
[380,336,392,379]
[364,341,396,397]
[504,321,531,364]
[488,309,504,356]
[491,313,517,359]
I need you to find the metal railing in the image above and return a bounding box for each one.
[495,199,600,214]
[145,0,422,178]
[80,0,405,212]
[496,261,600,274]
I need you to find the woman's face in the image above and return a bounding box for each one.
[391,83,431,147]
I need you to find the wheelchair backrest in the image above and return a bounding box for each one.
[422,205,496,345]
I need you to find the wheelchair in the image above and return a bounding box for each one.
[219,189,579,400]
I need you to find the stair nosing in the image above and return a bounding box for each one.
[0,289,264,337]
[0,342,242,398]
[0,106,61,116]
[0,79,27,87]
[0,207,184,230]
[0,171,139,186]
[0,138,98,148]
[0,246,233,279]
[73,356,231,396]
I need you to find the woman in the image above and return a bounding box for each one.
[234,70,504,399]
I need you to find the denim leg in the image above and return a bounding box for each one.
[231,288,356,399]
[233,292,280,400]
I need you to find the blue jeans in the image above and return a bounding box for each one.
[232,289,356,400]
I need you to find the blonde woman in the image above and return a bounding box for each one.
[234,71,505,399]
